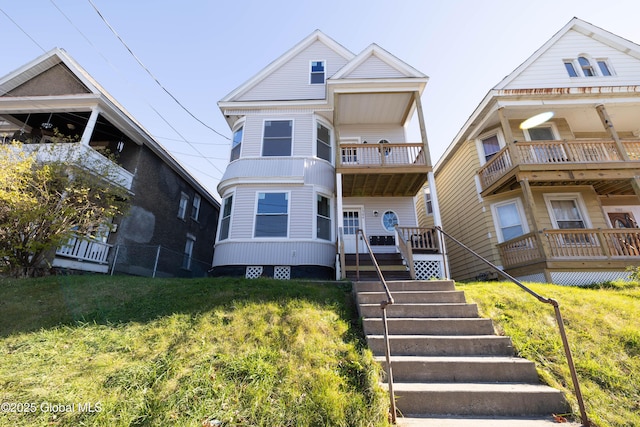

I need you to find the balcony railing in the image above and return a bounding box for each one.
[478,139,640,190]
[56,236,112,264]
[337,142,426,168]
[22,142,134,190]
[499,228,640,268]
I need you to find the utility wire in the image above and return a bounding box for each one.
[87,0,230,141]
[0,7,46,52]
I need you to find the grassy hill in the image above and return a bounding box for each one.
[0,276,388,427]
[1,275,638,426]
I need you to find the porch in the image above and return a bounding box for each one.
[497,228,640,271]
[52,236,112,273]
[478,139,640,196]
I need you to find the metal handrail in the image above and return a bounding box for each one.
[355,229,397,423]
[435,226,589,426]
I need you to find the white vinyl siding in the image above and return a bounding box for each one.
[343,55,406,79]
[504,29,640,89]
[239,114,313,158]
[238,40,350,101]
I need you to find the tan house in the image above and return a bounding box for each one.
[434,17,640,286]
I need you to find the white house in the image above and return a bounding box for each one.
[211,30,444,280]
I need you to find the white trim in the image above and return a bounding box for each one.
[490,198,529,243]
[253,190,291,239]
[309,59,326,85]
[315,192,333,241]
[381,210,399,233]
[522,122,560,141]
[476,129,505,166]
[230,118,245,162]
[543,192,592,229]
[261,118,294,157]
[217,191,235,242]
[314,116,333,165]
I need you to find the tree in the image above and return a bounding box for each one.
[0,141,130,277]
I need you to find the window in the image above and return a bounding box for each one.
[526,126,555,141]
[183,235,195,270]
[578,56,595,76]
[382,211,399,232]
[262,120,292,156]
[178,192,189,220]
[191,194,201,220]
[255,192,288,237]
[597,60,612,76]
[317,195,331,240]
[492,200,527,242]
[316,122,331,162]
[550,199,586,229]
[230,125,243,161]
[424,187,433,216]
[564,61,578,77]
[310,60,325,84]
[219,195,233,241]
[481,134,501,162]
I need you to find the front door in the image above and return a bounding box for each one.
[342,208,366,253]
[608,212,638,228]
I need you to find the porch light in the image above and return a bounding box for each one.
[41,113,54,129]
[519,111,554,129]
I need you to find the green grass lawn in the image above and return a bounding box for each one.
[1,275,639,427]
[0,275,389,427]
[458,280,640,427]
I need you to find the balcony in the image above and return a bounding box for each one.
[478,139,640,196]
[22,142,134,191]
[337,142,430,197]
[498,229,640,270]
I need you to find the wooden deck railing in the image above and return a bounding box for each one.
[478,139,640,190]
[499,228,640,268]
[337,142,426,168]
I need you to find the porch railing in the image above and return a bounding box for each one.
[56,236,111,264]
[435,226,590,426]
[337,142,426,168]
[478,139,640,189]
[354,229,397,424]
[499,228,640,268]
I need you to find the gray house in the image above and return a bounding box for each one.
[0,48,220,277]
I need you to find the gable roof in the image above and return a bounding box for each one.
[495,17,640,90]
[435,17,640,171]
[0,48,219,206]
[331,43,427,80]
[219,29,355,103]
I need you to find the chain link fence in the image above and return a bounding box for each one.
[110,245,211,278]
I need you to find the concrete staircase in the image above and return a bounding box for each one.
[354,279,573,425]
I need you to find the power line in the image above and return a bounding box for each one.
[0,7,45,52]
[87,0,230,141]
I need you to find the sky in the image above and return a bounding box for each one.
[2,0,640,200]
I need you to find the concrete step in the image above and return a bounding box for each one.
[386,382,569,417]
[375,356,539,383]
[397,416,580,426]
[363,318,495,336]
[367,335,514,357]
[357,290,466,305]
[358,303,479,319]
[354,280,456,293]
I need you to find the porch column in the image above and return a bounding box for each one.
[498,107,519,164]
[595,104,640,200]
[427,170,450,278]
[519,178,552,283]
[413,91,432,166]
[80,107,100,146]
[336,172,345,279]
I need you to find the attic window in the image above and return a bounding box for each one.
[564,56,614,77]
[310,60,325,84]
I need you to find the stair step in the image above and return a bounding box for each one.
[363,318,495,336]
[375,356,539,383]
[359,303,479,318]
[354,280,456,292]
[357,290,466,304]
[385,382,569,417]
[397,416,580,426]
[367,335,514,356]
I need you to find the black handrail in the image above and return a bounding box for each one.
[435,226,589,426]
[355,229,397,423]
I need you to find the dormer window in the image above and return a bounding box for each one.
[310,60,325,84]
